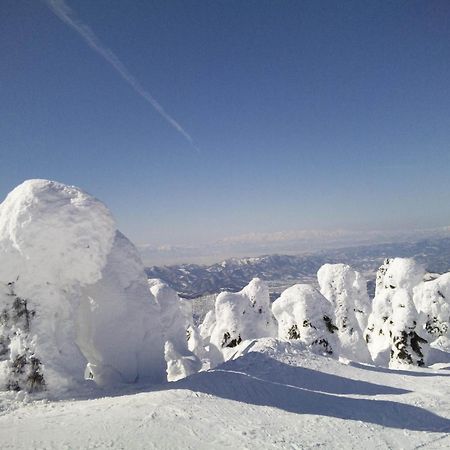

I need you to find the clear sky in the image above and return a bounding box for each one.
[2,0,450,248]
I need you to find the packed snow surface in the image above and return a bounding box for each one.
[1,338,449,449]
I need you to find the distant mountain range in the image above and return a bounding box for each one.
[145,237,450,300]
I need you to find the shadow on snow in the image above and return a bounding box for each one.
[170,353,450,433]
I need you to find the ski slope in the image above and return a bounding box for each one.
[1,338,449,449]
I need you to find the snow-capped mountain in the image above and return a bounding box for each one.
[145,237,450,299]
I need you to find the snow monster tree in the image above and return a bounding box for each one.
[272,284,338,356]
[209,278,277,362]
[317,263,371,362]
[0,179,166,393]
[365,258,428,367]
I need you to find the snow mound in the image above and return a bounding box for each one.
[272,284,338,356]
[0,180,165,393]
[317,263,371,362]
[209,278,277,361]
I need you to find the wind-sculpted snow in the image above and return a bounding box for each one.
[0,180,165,393]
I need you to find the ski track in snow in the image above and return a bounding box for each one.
[0,340,450,449]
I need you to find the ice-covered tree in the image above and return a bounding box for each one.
[413,273,450,352]
[365,258,426,366]
[0,282,44,392]
[317,264,371,362]
[209,278,277,361]
[149,279,201,381]
[0,179,166,392]
[389,289,428,367]
[199,310,216,346]
[272,284,338,356]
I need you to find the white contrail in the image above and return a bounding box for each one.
[45,0,199,151]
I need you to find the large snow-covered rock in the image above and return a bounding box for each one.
[0,180,166,392]
[149,279,200,381]
[365,258,427,366]
[272,284,338,356]
[209,278,277,361]
[317,264,371,362]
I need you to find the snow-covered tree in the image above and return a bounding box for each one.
[365,258,426,366]
[209,278,277,361]
[389,289,428,367]
[413,273,450,352]
[199,309,216,346]
[149,279,201,381]
[272,284,338,356]
[317,264,371,362]
[0,179,166,392]
[0,282,44,392]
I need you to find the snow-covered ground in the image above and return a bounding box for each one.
[1,338,449,449]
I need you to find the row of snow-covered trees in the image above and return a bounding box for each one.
[187,258,450,370]
[1,179,449,395]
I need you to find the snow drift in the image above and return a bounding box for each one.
[0,179,165,392]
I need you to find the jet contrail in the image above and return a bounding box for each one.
[45,0,199,151]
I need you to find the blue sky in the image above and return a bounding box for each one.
[1,0,450,248]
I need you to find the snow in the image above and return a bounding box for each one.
[1,337,449,449]
[0,180,165,392]
[209,278,277,361]
[272,284,338,356]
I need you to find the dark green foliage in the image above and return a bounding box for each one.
[221,331,242,348]
[323,316,338,334]
[425,316,448,336]
[0,281,45,392]
[303,319,316,329]
[312,338,333,355]
[391,331,427,367]
[287,324,300,340]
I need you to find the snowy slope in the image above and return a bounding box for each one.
[1,338,449,449]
